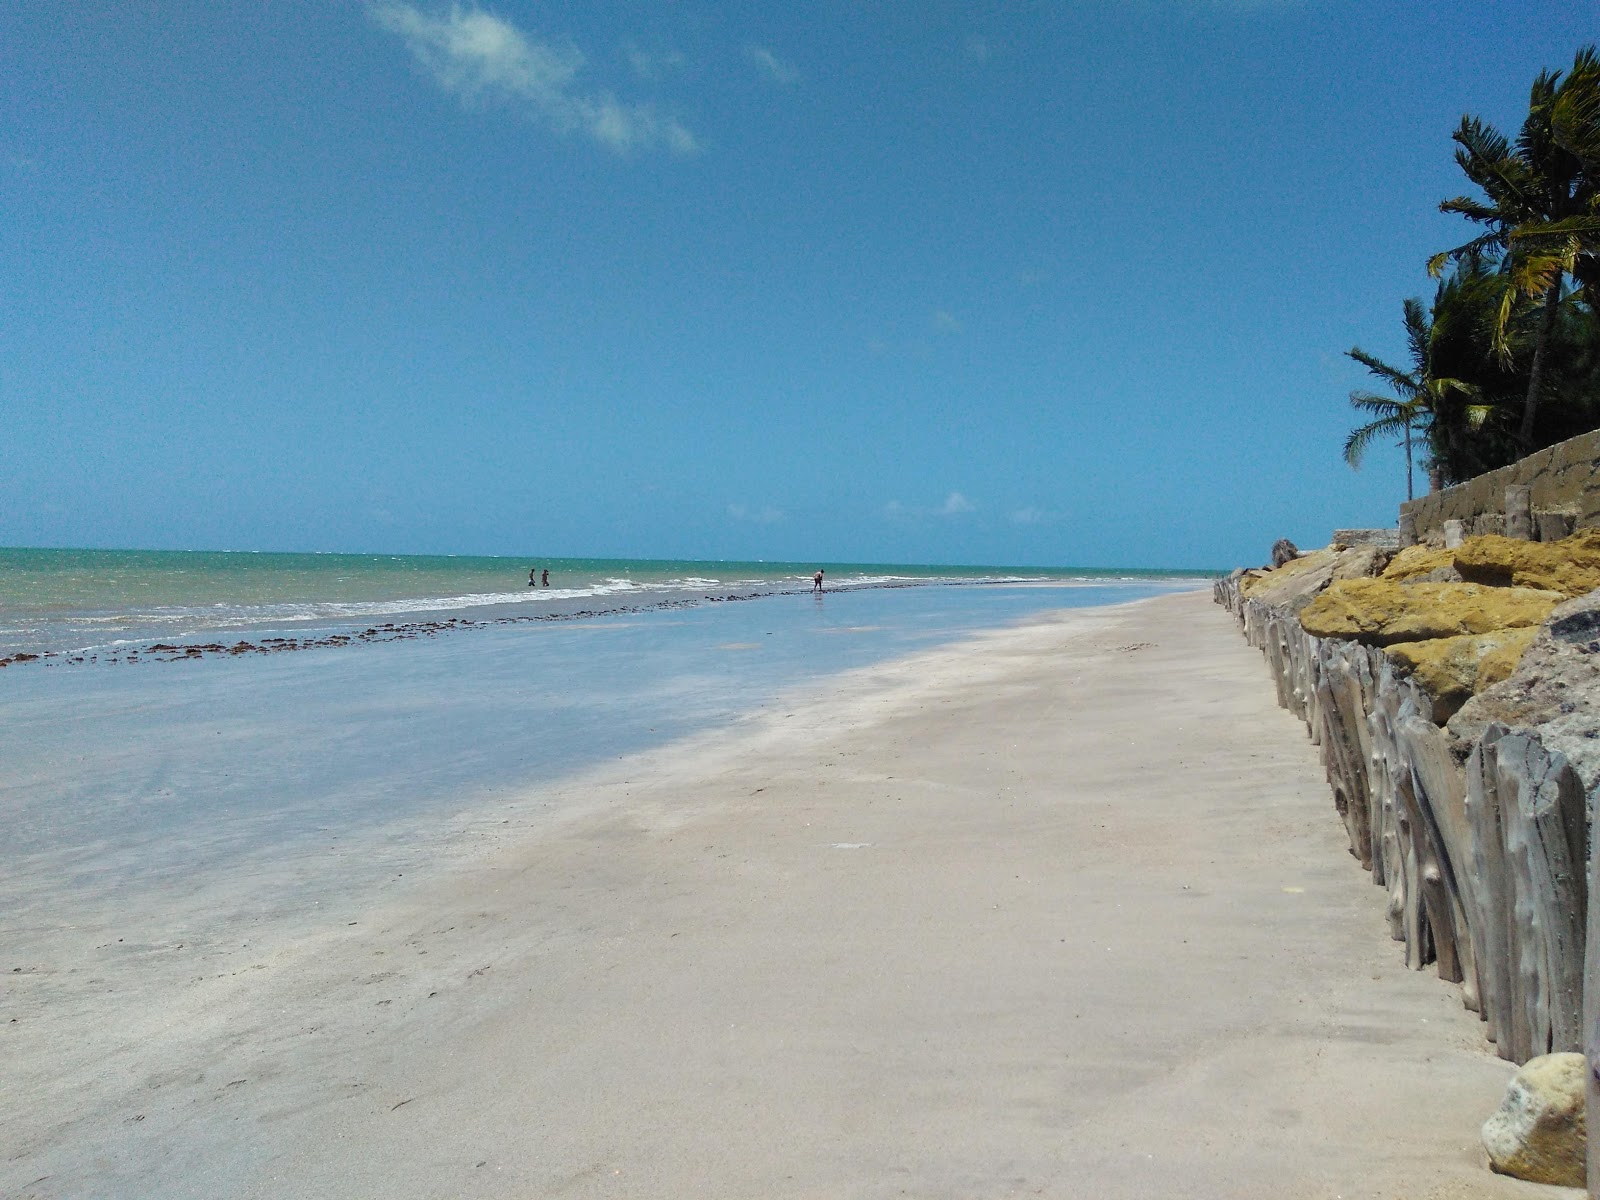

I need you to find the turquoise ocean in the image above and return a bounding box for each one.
[0,547,1210,661]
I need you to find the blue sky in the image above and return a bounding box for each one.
[2,1,1595,569]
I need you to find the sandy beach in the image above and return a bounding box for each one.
[3,590,1571,1198]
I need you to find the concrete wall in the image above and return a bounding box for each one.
[1401,428,1600,542]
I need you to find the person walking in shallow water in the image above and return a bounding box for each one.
[528,568,538,588]
[812,569,824,593]
[542,569,549,587]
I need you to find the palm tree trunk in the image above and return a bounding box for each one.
[1404,424,1414,502]
[1518,279,1563,452]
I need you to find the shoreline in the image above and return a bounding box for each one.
[0,576,1211,668]
[4,591,1562,1197]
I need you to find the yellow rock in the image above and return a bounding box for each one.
[1238,548,1335,599]
[1482,1052,1588,1187]
[1299,579,1563,645]
[1454,528,1600,598]
[1381,544,1456,582]
[1238,545,1386,610]
[1384,628,1538,722]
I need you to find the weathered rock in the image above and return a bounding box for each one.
[1270,537,1299,568]
[1300,580,1564,646]
[1455,529,1600,598]
[1384,628,1539,723]
[1481,1052,1588,1186]
[1329,543,1387,582]
[1450,588,1600,792]
[1333,527,1400,550]
[1239,544,1385,612]
[1381,544,1459,583]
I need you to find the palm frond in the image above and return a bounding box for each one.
[1428,376,1481,401]
[1428,232,1505,277]
[1348,389,1410,417]
[1402,297,1430,367]
[1439,196,1504,224]
[1452,117,1535,211]
[1552,66,1600,166]
[1344,416,1409,468]
[1509,213,1600,243]
[1505,243,1573,300]
[1346,346,1419,394]
[1492,282,1521,363]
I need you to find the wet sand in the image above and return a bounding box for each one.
[3,591,1570,1198]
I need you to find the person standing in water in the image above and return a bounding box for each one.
[812,569,824,593]
[528,568,538,587]
[542,569,550,587]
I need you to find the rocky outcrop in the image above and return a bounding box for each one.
[1381,544,1461,583]
[1455,529,1600,597]
[1215,545,1600,1069]
[1384,628,1537,723]
[1451,589,1600,792]
[1300,580,1563,645]
[1482,1052,1589,1186]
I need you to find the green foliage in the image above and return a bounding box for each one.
[1344,293,1487,495]
[1346,45,1600,488]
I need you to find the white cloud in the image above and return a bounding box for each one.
[746,44,799,84]
[370,3,699,155]
[884,493,976,519]
[941,491,974,514]
[932,309,962,334]
[728,503,784,524]
[1010,506,1062,526]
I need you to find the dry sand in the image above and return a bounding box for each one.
[4,590,1576,1198]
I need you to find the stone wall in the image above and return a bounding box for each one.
[1402,428,1600,543]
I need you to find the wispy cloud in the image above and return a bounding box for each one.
[728,503,784,524]
[931,310,962,335]
[625,43,684,81]
[746,44,799,84]
[370,3,699,155]
[1010,506,1063,526]
[963,35,990,62]
[941,491,974,514]
[885,492,975,519]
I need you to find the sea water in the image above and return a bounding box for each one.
[0,547,1204,659]
[1,555,1208,973]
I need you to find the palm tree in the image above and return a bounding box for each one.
[1344,297,1484,500]
[1430,48,1599,451]
[1509,48,1600,305]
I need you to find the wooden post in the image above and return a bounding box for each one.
[1507,485,1533,541]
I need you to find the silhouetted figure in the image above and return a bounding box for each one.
[812,569,824,593]
[542,569,550,587]
[529,568,538,587]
